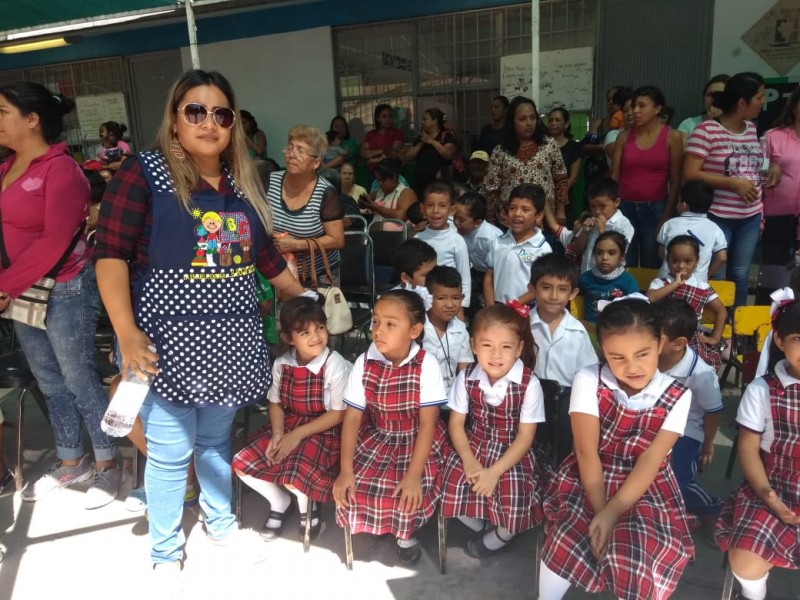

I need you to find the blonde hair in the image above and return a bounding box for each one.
[154,70,273,233]
[287,124,327,160]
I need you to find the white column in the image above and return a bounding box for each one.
[531,0,540,105]
[185,0,201,69]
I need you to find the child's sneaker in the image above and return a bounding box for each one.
[183,486,199,508]
[125,487,147,512]
[21,454,93,502]
[85,463,124,509]
[209,527,269,564]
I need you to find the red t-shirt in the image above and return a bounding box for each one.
[363,127,404,170]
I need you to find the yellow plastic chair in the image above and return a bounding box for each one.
[570,296,585,320]
[702,280,736,338]
[627,267,659,293]
[719,305,771,385]
[756,323,771,352]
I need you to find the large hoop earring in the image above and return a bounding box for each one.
[170,135,186,161]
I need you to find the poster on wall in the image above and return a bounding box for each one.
[75,93,130,141]
[500,48,594,112]
[758,77,800,135]
[742,0,800,76]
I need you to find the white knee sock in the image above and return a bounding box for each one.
[482,525,514,550]
[733,572,768,600]
[457,516,487,532]
[238,474,290,526]
[288,488,318,526]
[396,536,419,548]
[538,561,572,600]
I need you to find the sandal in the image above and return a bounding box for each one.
[260,502,294,541]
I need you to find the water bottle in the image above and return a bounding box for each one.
[101,351,156,437]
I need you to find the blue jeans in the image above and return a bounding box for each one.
[708,213,761,307]
[620,199,665,268]
[139,390,238,563]
[672,436,722,517]
[14,264,113,462]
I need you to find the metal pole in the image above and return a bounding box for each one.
[531,0,540,105]
[185,0,201,69]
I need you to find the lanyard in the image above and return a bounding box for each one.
[437,322,454,379]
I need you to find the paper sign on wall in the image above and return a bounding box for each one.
[76,93,130,140]
[742,0,800,76]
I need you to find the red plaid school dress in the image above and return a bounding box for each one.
[664,278,722,371]
[715,375,800,569]
[334,349,447,540]
[232,355,340,502]
[542,367,694,600]
[440,364,544,533]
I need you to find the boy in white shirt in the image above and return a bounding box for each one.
[392,238,437,290]
[484,183,552,304]
[422,266,473,391]
[655,298,723,535]
[657,180,727,283]
[415,181,472,314]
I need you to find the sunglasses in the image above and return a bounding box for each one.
[177,103,236,129]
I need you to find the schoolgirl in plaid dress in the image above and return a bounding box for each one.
[539,297,695,600]
[234,296,351,541]
[333,289,448,566]
[714,298,800,600]
[441,303,546,558]
[647,235,727,370]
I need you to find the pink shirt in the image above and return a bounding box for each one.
[618,125,670,202]
[686,120,763,219]
[763,126,800,217]
[0,143,90,298]
[363,127,404,170]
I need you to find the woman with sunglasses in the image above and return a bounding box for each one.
[95,70,304,580]
[266,125,345,285]
[0,83,120,507]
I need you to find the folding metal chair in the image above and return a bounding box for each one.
[339,231,375,358]
[368,219,408,293]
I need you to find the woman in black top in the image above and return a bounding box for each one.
[478,95,509,154]
[548,107,583,222]
[404,108,456,197]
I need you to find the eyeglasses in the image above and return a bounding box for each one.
[281,144,319,159]
[177,103,236,129]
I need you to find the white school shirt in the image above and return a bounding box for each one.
[649,274,719,305]
[447,359,546,424]
[657,212,727,283]
[416,225,472,307]
[268,347,352,411]
[343,342,447,410]
[580,209,635,273]
[462,220,503,272]
[422,316,474,391]
[662,348,723,443]
[736,360,799,452]
[530,306,598,387]
[569,365,692,435]
[487,229,553,302]
[755,330,773,379]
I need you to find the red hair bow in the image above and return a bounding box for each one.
[506,299,531,319]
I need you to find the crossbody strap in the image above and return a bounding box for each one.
[0,217,82,277]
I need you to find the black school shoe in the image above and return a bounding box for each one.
[260,502,295,541]
[464,528,509,559]
[397,542,422,566]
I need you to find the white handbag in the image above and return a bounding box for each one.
[304,239,353,335]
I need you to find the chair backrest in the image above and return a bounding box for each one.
[345,214,369,233]
[756,323,771,352]
[339,231,374,306]
[627,267,659,293]
[733,305,771,337]
[369,222,408,268]
[709,280,736,308]
[570,296,585,320]
[755,264,793,304]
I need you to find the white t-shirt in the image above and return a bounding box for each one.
[736,360,799,452]
[268,347,351,411]
[462,220,503,273]
[662,348,723,443]
[487,229,553,302]
[447,360,546,424]
[422,316,474,391]
[604,128,622,168]
[530,307,598,387]
[416,225,472,306]
[649,274,719,305]
[656,212,727,283]
[343,342,447,410]
[569,365,692,435]
[580,209,635,273]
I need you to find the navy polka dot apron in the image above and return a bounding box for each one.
[134,151,271,407]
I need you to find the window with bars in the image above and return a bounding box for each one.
[333,1,597,154]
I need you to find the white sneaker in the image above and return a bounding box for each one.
[125,487,147,512]
[209,527,268,564]
[21,454,93,502]
[85,464,124,510]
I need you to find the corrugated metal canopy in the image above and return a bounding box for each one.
[0,1,179,37]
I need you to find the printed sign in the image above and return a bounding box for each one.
[742,0,800,75]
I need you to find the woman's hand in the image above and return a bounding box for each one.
[272,430,303,463]
[333,471,355,508]
[470,468,500,498]
[273,233,302,254]
[761,488,800,525]
[588,506,619,560]
[763,164,781,188]
[117,328,159,379]
[732,177,758,203]
[392,474,423,513]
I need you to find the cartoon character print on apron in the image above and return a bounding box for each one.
[135,151,271,407]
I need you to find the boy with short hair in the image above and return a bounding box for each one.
[484,183,553,304]
[654,298,723,532]
[466,150,489,193]
[543,178,634,274]
[528,253,598,387]
[657,180,727,283]
[423,266,473,390]
[392,238,437,290]
[416,180,472,310]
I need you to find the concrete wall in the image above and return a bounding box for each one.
[179,26,336,162]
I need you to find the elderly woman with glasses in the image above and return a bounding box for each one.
[267,125,345,284]
[95,69,304,579]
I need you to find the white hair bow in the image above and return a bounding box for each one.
[300,289,321,301]
[770,286,795,318]
[597,292,650,314]
[410,285,433,312]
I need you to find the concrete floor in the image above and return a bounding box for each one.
[0,382,797,600]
